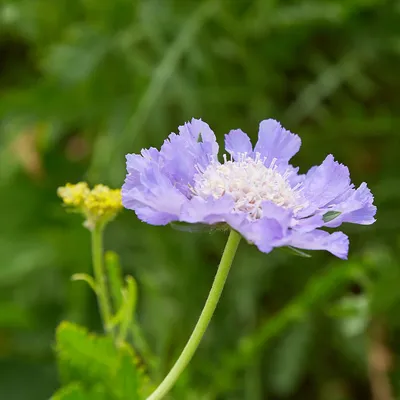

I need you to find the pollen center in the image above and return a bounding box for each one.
[193,153,302,219]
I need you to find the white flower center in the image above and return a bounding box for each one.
[193,153,303,219]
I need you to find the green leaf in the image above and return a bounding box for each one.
[281,246,312,258]
[105,251,124,312]
[56,321,116,385]
[322,211,341,223]
[117,276,138,345]
[170,221,211,233]
[114,343,149,399]
[55,321,146,399]
[71,273,97,293]
[52,383,107,400]
[125,277,138,316]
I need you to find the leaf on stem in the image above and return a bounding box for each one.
[71,273,97,293]
[105,251,124,312]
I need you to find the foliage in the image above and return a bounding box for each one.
[0,0,399,399]
[52,321,148,400]
[52,383,107,400]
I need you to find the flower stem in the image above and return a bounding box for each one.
[91,224,113,334]
[146,229,242,400]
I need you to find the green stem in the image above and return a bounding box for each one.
[91,224,113,334]
[146,229,242,400]
[117,276,136,346]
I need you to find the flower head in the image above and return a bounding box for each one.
[122,118,376,259]
[58,182,122,229]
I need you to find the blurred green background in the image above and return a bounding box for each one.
[1,0,400,399]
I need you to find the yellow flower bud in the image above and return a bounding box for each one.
[57,182,90,208]
[57,182,122,230]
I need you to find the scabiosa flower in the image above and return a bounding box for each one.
[122,119,376,259]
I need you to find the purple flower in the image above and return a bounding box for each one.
[122,118,376,259]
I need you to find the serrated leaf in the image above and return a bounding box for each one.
[55,321,146,399]
[56,321,117,386]
[170,221,211,232]
[322,211,341,223]
[281,246,312,258]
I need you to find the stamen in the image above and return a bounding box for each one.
[192,152,305,219]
